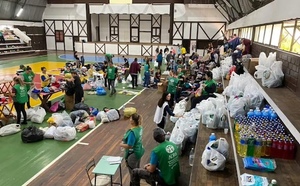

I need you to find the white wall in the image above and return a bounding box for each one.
[43,4,86,20]
[174,4,227,22]
[96,14,170,43]
[43,4,87,50]
[228,0,300,29]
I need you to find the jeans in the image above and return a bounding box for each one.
[132,168,166,186]
[108,79,116,95]
[143,71,150,87]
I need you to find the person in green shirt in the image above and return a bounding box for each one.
[107,61,117,96]
[167,71,179,108]
[190,71,217,109]
[11,76,28,124]
[120,113,145,185]
[104,53,114,62]
[143,59,151,88]
[131,128,180,186]
[22,66,35,108]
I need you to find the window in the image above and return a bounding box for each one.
[55,30,64,42]
[291,20,300,54]
[271,24,281,46]
[264,25,272,45]
[279,20,295,51]
[254,26,260,42]
[258,26,265,43]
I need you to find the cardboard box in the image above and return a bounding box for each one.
[248,58,259,75]
[157,81,167,93]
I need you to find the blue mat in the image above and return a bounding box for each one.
[59,54,144,63]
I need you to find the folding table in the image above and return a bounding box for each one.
[93,156,123,186]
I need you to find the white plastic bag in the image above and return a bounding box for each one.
[0,124,21,136]
[127,74,132,82]
[227,96,246,118]
[169,125,185,145]
[202,110,217,128]
[86,120,95,129]
[44,126,56,139]
[170,99,187,123]
[262,61,284,88]
[26,108,36,120]
[53,126,76,141]
[137,74,142,85]
[201,147,226,171]
[31,107,46,124]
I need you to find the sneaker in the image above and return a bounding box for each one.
[21,121,27,125]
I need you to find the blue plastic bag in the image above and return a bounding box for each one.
[96,87,106,96]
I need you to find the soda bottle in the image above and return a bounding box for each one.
[276,139,283,159]
[261,138,267,156]
[254,138,262,158]
[189,148,195,166]
[239,135,248,157]
[287,140,296,160]
[265,138,272,156]
[282,139,289,159]
[271,138,278,158]
[246,135,255,157]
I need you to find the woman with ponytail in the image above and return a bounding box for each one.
[11,76,28,124]
[120,113,145,185]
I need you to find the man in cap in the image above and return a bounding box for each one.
[131,128,180,186]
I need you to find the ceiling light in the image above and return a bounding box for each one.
[16,8,23,17]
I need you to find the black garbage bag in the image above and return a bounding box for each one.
[21,126,44,143]
[72,102,90,115]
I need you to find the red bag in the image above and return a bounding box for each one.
[76,123,89,132]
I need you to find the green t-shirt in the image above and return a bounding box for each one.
[23,72,35,90]
[105,54,113,61]
[107,66,116,80]
[167,77,179,94]
[144,64,150,72]
[153,141,180,185]
[123,126,145,159]
[202,79,217,95]
[14,84,28,103]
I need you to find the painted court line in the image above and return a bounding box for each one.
[22,88,145,186]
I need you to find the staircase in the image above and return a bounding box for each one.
[0,30,35,57]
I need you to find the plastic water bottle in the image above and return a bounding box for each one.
[239,135,248,157]
[247,109,254,118]
[189,148,195,166]
[254,107,261,118]
[209,133,217,142]
[270,111,278,120]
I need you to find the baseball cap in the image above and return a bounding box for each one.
[153,128,166,142]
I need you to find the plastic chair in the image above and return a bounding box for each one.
[85,159,111,186]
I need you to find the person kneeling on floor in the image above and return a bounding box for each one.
[131,128,180,186]
[190,71,217,110]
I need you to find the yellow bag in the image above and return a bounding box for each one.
[124,107,137,118]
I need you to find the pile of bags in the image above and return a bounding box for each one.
[196,94,229,129]
[254,52,284,88]
[223,72,264,118]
